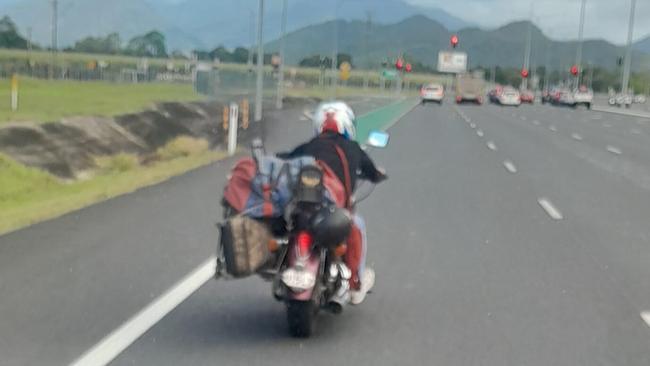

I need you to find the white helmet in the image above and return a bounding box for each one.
[312,101,356,140]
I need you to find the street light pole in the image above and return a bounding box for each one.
[254,0,265,122]
[330,2,340,99]
[621,0,637,95]
[522,2,533,90]
[575,0,587,88]
[50,0,58,80]
[276,0,288,109]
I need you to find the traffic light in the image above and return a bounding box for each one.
[570,65,579,76]
[521,68,529,78]
[405,63,412,73]
[450,35,459,48]
[395,58,404,71]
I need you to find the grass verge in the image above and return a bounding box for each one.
[0,143,225,235]
[0,77,202,124]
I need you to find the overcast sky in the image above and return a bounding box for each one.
[406,0,650,44]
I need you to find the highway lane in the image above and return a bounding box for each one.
[0,105,315,366]
[112,102,650,365]
[458,103,650,308]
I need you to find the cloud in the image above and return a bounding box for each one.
[405,0,650,44]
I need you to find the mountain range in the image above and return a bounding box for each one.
[265,16,650,72]
[0,0,473,49]
[0,0,648,72]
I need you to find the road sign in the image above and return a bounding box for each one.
[437,51,467,74]
[382,69,398,80]
[339,61,351,81]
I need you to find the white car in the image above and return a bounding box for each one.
[498,89,521,106]
[572,86,593,109]
[421,84,444,104]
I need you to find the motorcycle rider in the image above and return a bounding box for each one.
[278,101,387,304]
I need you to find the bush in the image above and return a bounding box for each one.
[94,153,139,173]
[156,136,209,160]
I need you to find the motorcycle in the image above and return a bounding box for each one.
[216,130,389,338]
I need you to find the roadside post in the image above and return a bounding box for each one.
[228,102,239,156]
[11,74,18,111]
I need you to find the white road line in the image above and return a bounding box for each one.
[503,160,517,173]
[592,114,603,120]
[549,125,557,132]
[470,123,476,129]
[538,198,564,220]
[571,133,583,141]
[487,141,497,151]
[477,129,484,137]
[533,120,540,125]
[642,311,650,328]
[606,145,622,155]
[630,129,641,135]
[70,257,217,366]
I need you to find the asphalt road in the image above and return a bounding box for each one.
[2,98,650,365]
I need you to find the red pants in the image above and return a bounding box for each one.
[345,223,363,290]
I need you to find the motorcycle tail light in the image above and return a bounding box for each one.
[296,231,313,257]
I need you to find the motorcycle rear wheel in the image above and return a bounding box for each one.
[286,300,315,337]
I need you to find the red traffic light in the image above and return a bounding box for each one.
[405,63,412,73]
[395,58,404,70]
[450,35,459,48]
[521,68,529,78]
[570,65,579,76]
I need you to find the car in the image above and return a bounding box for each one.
[421,83,444,104]
[520,89,534,104]
[572,86,593,109]
[557,89,575,106]
[498,88,521,106]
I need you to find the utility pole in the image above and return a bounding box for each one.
[575,0,587,88]
[248,10,255,69]
[543,35,551,90]
[276,0,288,109]
[522,2,533,90]
[362,11,371,90]
[254,0,265,122]
[50,0,58,80]
[621,0,637,95]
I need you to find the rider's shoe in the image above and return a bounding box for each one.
[350,268,375,305]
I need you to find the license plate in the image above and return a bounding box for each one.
[282,268,316,291]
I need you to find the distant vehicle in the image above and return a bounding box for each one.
[420,83,444,104]
[634,94,646,104]
[455,72,485,104]
[572,86,593,109]
[520,89,534,104]
[558,89,575,106]
[498,88,521,106]
[488,85,503,104]
[541,89,553,104]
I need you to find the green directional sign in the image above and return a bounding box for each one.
[382,69,398,80]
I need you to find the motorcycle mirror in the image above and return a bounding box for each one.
[366,130,390,148]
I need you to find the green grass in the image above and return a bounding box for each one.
[0,148,225,235]
[0,77,202,124]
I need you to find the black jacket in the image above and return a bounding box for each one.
[278,133,384,190]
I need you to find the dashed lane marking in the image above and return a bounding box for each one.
[606,146,622,155]
[571,133,583,141]
[538,198,564,220]
[477,129,484,137]
[503,160,517,173]
[487,141,497,151]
